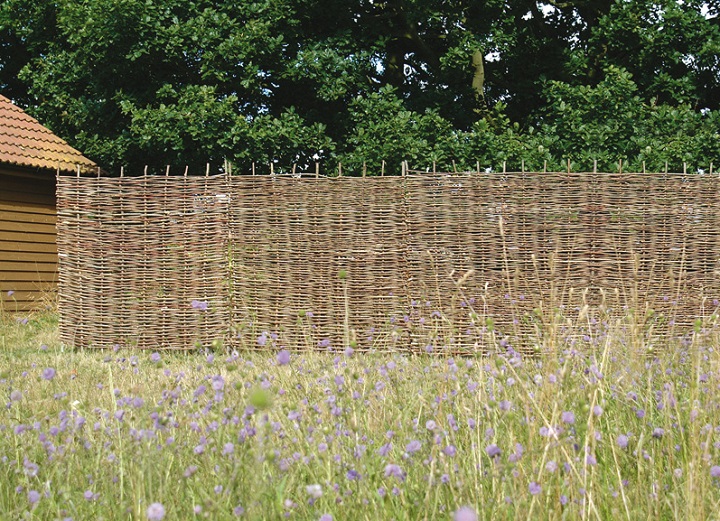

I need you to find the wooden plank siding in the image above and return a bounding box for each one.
[0,169,57,312]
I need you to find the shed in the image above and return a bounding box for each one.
[0,93,97,312]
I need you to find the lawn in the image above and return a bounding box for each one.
[2,311,720,520]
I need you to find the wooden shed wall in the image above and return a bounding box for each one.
[0,168,57,312]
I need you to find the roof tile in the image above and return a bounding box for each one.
[0,94,97,173]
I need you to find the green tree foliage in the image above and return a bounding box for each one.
[0,0,717,174]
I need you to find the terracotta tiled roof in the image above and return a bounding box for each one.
[0,94,97,173]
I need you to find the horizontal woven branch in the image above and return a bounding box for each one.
[57,172,720,352]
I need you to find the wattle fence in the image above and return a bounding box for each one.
[56,171,720,352]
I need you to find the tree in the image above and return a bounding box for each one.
[0,0,717,173]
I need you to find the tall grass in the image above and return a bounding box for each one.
[2,308,720,520]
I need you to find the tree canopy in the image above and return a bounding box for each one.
[1,0,718,174]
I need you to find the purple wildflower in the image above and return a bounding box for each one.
[41,368,56,381]
[486,444,501,458]
[211,375,225,391]
[617,434,629,449]
[711,466,720,478]
[384,464,405,481]
[190,299,208,311]
[28,490,40,505]
[652,427,665,438]
[306,484,323,499]
[146,502,166,520]
[277,350,290,365]
[453,506,478,521]
[150,352,161,363]
[10,390,22,402]
[406,440,421,454]
[319,515,333,521]
[561,411,575,424]
[529,482,542,495]
[233,506,245,516]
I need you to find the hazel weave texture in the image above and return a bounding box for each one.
[57,171,720,352]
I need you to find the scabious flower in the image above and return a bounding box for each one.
[384,464,405,481]
[41,368,56,381]
[486,444,501,458]
[150,352,161,363]
[652,427,665,438]
[28,490,40,505]
[147,502,166,520]
[319,515,333,521]
[711,465,720,478]
[406,440,421,454]
[10,390,22,402]
[617,434,629,449]
[453,506,478,521]
[529,482,542,495]
[306,484,323,499]
[277,350,290,365]
[211,375,225,391]
[561,411,575,424]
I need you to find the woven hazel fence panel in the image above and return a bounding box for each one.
[57,172,720,352]
[57,175,231,350]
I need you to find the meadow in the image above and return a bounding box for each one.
[2,309,720,520]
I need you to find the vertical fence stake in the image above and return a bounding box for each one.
[120,166,124,177]
[710,162,714,175]
[502,161,506,174]
[381,160,385,177]
[206,163,210,176]
[144,165,148,176]
[642,161,646,174]
[252,162,256,176]
[593,159,597,174]
[618,159,623,174]
[315,162,319,179]
[270,162,274,175]
[184,165,188,177]
[665,161,668,174]
[362,161,367,178]
[292,163,296,176]
[683,162,687,175]
[433,160,436,174]
[543,160,547,173]
[165,165,170,177]
[452,160,457,173]
[566,159,571,174]
[338,162,342,177]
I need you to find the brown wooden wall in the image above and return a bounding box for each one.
[0,168,57,312]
